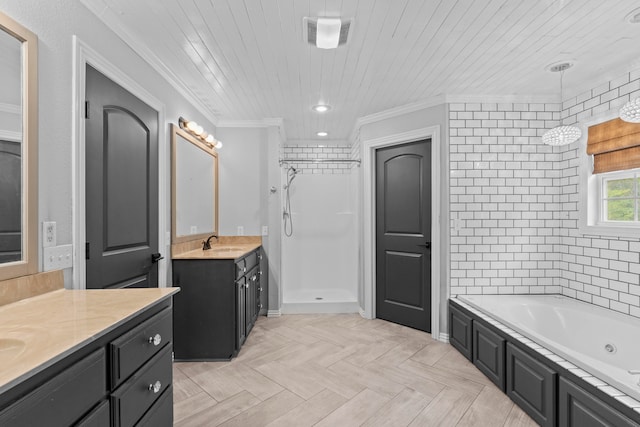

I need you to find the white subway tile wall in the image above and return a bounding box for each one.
[451,70,640,319]
[560,70,640,319]
[449,102,563,297]
[282,144,353,174]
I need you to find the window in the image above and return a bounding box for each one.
[600,169,640,224]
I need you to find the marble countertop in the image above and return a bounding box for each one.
[172,242,261,260]
[0,287,178,394]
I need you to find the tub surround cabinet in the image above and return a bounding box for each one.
[172,246,265,360]
[449,299,640,427]
[0,288,178,426]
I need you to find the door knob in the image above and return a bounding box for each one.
[151,253,164,263]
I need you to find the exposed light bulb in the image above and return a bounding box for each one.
[194,125,204,136]
[205,134,215,144]
[214,140,223,149]
[185,121,199,132]
[312,104,331,113]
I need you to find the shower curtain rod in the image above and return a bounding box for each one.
[279,158,361,166]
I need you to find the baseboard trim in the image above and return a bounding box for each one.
[281,301,360,314]
[267,309,282,317]
[439,332,450,343]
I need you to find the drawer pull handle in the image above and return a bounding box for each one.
[259,287,263,292]
[148,334,162,346]
[149,380,162,394]
[252,275,257,281]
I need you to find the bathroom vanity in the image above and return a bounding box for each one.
[0,284,178,426]
[172,240,267,360]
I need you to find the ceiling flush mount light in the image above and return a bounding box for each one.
[541,62,582,146]
[312,104,331,113]
[316,131,328,137]
[304,17,351,49]
[178,116,222,149]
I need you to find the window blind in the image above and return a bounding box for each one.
[587,118,640,174]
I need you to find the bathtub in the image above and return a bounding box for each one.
[458,294,640,402]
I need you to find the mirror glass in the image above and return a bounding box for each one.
[171,124,218,244]
[0,30,22,263]
[0,11,37,280]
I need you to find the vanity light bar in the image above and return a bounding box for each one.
[178,117,222,149]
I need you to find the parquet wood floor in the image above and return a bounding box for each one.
[173,314,537,426]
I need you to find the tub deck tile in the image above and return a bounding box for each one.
[615,395,640,408]
[547,354,565,363]
[558,360,578,370]
[568,368,592,378]
[583,376,608,387]
[598,385,625,397]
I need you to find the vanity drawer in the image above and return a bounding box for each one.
[244,250,258,272]
[111,345,172,427]
[135,384,173,427]
[110,307,172,388]
[76,400,110,427]
[0,348,106,426]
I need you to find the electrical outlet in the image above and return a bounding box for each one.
[43,244,73,271]
[261,226,269,236]
[237,226,244,236]
[190,225,197,234]
[42,221,56,247]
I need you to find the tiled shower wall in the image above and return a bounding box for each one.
[450,68,640,319]
[559,69,640,318]
[449,102,563,296]
[282,144,352,174]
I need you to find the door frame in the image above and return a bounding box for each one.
[71,36,167,289]
[362,126,441,340]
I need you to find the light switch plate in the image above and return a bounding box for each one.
[43,221,56,247]
[44,244,73,271]
[262,226,269,236]
[237,226,244,236]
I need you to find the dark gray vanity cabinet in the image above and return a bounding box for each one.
[173,247,264,360]
[473,321,505,391]
[0,299,174,427]
[507,342,556,427]
[559,377,639,427]
[449,303,473,361]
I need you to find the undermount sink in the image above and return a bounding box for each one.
[0,338,26,363]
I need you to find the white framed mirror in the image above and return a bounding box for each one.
[0,11,38,280]
[171,123,218,245]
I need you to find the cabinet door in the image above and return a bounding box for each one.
[559,377,638,427]
[449,302,473,361]
[236,277,246,350]
[506,343,556,427]
[473,321,505,391]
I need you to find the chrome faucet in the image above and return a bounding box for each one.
[202,234,219,250]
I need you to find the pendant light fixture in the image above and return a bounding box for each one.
[541,62,582,146]
[619,97,640,123]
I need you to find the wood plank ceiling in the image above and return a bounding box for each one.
[82,0,640,141]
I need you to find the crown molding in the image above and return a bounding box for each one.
[80,0,219,124]
[444,94,558,104]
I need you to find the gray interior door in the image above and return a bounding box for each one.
[376,139,432,332]
[0,140,20,263]
[85,65,159,289]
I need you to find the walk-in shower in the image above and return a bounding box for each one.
[283,166,297,237]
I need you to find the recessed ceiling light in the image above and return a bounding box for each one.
[312,104,331,113]
[316,131,328,137]
[626,7,640,23]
